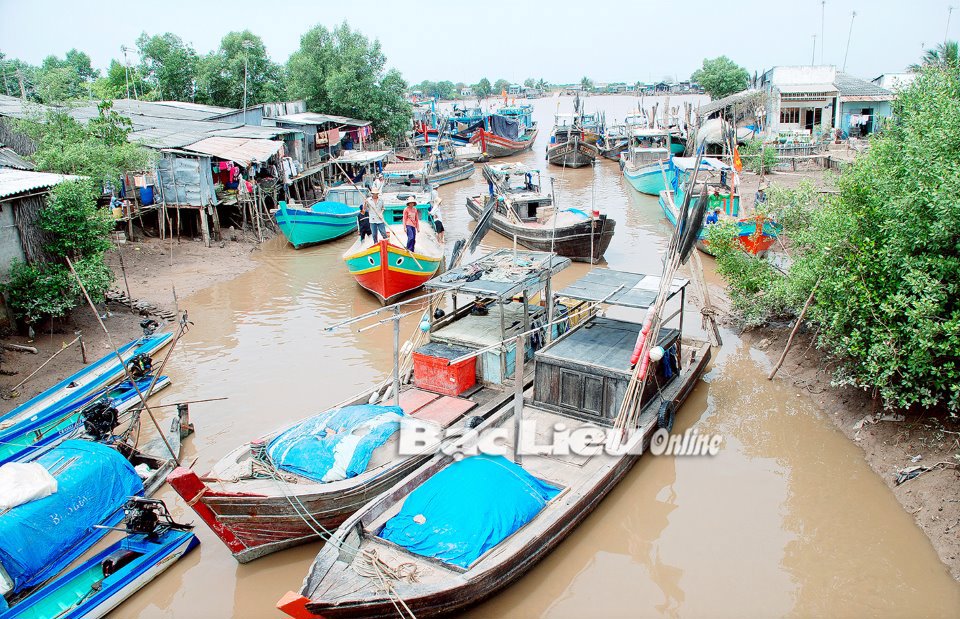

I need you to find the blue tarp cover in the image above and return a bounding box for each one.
[489,115,520,141]
[380,454,560,568]
[0,440,143,592]
[267,405,405,483]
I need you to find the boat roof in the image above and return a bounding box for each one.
[672,156,730,172]
[333,150,392,164]
[485,163,539,175]
[426,249,569,298]
[384,160,428,174]
[629,128,671,137]
[557,268,688,309]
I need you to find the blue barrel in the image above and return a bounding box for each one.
[139,186,154,206]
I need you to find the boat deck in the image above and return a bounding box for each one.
[539,316,678,375]
[431,303,540,350]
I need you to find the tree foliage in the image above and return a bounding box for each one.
[3,255,113,326]
[580,76,593,91]
[691,56,749,99]
[412,80,457,100]
[473,78,492,99]
[195,31,285,108]
[711,67,960,414]
[136,32,198,100]
[493,78,510,94]
[738,139,779,173]
[909,40,958,72]
[287,22,410,139]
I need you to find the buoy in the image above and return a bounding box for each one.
[419,319,431,332]
[649,346,665,362]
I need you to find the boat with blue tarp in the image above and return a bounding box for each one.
[169,250,570,563]
[279,263,712,618]
[469,105,538,158]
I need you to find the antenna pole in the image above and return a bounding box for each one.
[821,1,826,64]
[842,11,856,71]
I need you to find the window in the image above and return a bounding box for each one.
[780,107,801,124]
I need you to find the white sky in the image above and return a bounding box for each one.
[0,0,950,84]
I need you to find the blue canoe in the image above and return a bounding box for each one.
[1,509,198,619]
[0,333,173,437]
[0,374,172,466]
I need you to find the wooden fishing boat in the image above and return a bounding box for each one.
[469,163,615,262]
[546,112,599,168]
[469,126,538,158]
[0,333,174,454]
[620,128,675,195]
[168,251,570,563]
[469,105,538,158]
[272,189,365,249]
[0,374,171,466]
[383,158,474,188]
[0,405,191,610]
[277,268,711,619]
[4,498,198,619]
[658,157,780,257]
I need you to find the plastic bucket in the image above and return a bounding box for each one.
[139,186,154,206]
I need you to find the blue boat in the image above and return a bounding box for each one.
[2,499,198,619]
[0,334,173,444]
[0,374,172,466]
[620,128,677,195]
[273,189,365,249]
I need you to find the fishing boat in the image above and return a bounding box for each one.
[383,156,474,189]
[0,332,173,455]
[469,106,538,158]
[598,111,647,161]
[341,197,443,304]
[273,188,365,249]
[0,405,190,612]
[3,498,197,619]
[658,157,780,257]
[546,114,599,168]
[468,163,615,262]
[620,128,675,195]
[0,373,172,466]
[277,265,712,618]
[168,250,570,563]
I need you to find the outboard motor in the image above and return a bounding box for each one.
[126,353,153,380]
[81,398,119,440]
[121,497,192,542]
[139,318,159,336]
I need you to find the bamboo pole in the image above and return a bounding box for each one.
[769,278,821,380]
[9,336,80,392]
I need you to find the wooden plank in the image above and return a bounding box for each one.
[399,389,442,414]
[411,396,477,428]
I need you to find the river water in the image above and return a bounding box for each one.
[117,96,960,618]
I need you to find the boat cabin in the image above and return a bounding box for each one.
[533,268,689,425]
[669,157,740,217]
[622,129,672,168]
[417,250,571,387]
[330,150,392,188]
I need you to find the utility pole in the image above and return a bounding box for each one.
[947,6,957,45]
[811,34,817,65]
[16,69,26,100]
[843,11,856,71]
[821,0,826,64]
[242,40,254,126]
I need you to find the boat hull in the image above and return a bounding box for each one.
[623,162,668,195]
[426,161,475,186]
[273,202,360,249]
[344,240,442,304]
[659,191,779,257]
[466,197,615,262]
[546,138,598,168]
[469,127,538,158]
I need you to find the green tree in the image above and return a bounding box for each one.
[493,78,510,94]
[0,53,40,99]
[473,77,491,99]
[537,78,548,90]
[195,30,285,108]
[711,66,960,414]
[36,66,83,102]
[287,22,411,139]
[580,76,593,92]
[136,32,198,100]
[38,181,113,259]
[691,56,749,99]
[436,80,456,100]
[909,40,959,71]
[523,77,535,88]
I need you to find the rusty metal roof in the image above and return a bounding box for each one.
[181,137,283,166]
[0,168,83,200]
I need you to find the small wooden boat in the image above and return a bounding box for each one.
[0,405,191,609]
[0,373,171,466]
[168,251,569,563]
[658,156,780,257]
[469,163,615,262]
[272,189,365,249]
[4,498,198,619]
[383,157,474,188]
[469,105,538,158]
[620,128,676,195]
[0,333,174,452]
[278,268,711,618]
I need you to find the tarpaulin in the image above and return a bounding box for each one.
[267,405,405,483]
[379,454,560,568]
[488,115,520,141]
[0,440,143,593]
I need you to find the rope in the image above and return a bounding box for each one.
[353,548,419,619]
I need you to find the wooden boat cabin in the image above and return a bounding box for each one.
[417,249,570,387]
[621,128,673,169]
[482,163,554,221]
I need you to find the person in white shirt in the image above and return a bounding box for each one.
[428,184,444,243]
[365,189,387,243]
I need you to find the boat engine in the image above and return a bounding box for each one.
[126,353,153,379]
[122,497,192,541]
[81,399,119,440]
[139,318,159,336]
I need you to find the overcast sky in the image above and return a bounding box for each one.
[0,0,950,84]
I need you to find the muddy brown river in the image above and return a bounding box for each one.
[116,96,960,617]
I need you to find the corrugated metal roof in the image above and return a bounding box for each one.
[271,112,371,128]
[208,126,297,140]
[0,147,35,170]
[835,72,894,100]
[0,168,83,199]
[335,150,391,164]
[384,161,427,173]
[151,100,236,116]
[0,94,56,120]
[181,136,283,166]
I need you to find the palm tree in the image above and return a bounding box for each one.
[536,78,548,91]
[909,40,959,71]
[580,76,593,92]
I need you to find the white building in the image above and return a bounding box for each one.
[871,73,916,91]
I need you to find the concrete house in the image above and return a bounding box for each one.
[760,66,894,138]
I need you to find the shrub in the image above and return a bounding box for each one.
[738,139,779,174]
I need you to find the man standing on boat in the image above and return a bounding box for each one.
[366,189,387,243]
[403,198,420,252]
[429,183,445,244]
